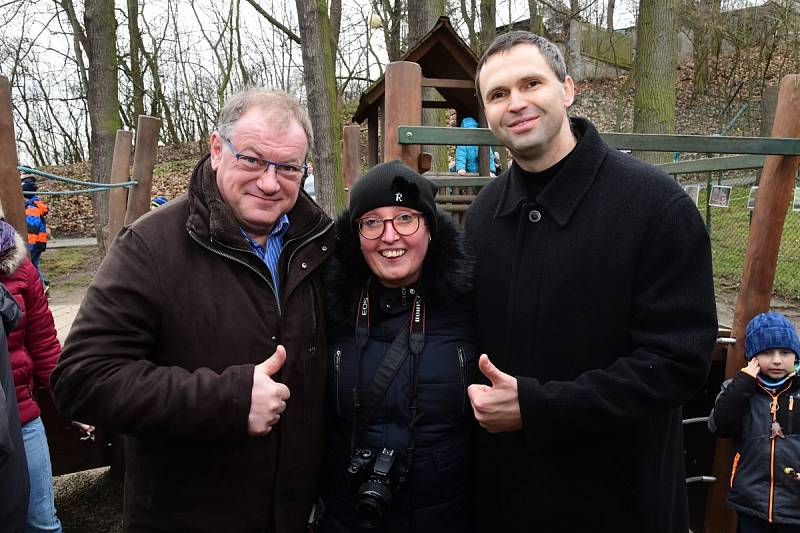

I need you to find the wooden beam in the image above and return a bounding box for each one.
[421,77,474,89]
[124,115,161,225]
[106,130,133,249]
[342,125,361,204]
[0,76,26,237]
[398,126,800,156]
[421,100,456,110]
[657,154,765,175]
[384,62,421,168]
[368,107,379,167]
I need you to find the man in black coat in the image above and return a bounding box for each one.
[464,32,718,532]
[0,283,27,532]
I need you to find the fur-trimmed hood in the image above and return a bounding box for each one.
[0,231,27,277]
[324,207,474,327]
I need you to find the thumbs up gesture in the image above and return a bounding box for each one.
[467,354,522,433]
[248,345,291,436]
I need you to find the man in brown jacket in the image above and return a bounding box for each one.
[51,88,335,532]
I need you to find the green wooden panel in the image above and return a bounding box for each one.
[657,154,766,175]
[398,126,800,156]
[427,176,493,187]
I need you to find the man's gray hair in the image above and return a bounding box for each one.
[475,31,568,103]
[216,88,314,151]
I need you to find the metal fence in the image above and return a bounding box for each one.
[679,172,800,300]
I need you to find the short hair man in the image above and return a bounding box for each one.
[52,88,335,532]
[465,32,718,532]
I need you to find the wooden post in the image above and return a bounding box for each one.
[106,130,133,248]
[705,74,800,533]
[368,107,379,167]
[384,62,421,169]
[478,113,491,177]
[342,125,361,204]
[124,115,161,225]
[0,76,26,236]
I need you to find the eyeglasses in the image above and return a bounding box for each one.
[223,138,307,181]
[357,212,423,240]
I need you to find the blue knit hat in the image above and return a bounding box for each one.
[745,312,800,360]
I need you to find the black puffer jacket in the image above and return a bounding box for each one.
[709,372,800,525]
[320,208,477,533]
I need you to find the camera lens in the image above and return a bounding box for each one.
[354,481,393,528]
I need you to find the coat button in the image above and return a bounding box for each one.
[271,335,278,343]
[528,209,542,223]
[301,262,308,269]
[321,245,328,252]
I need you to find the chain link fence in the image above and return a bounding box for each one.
[677,172,800,300]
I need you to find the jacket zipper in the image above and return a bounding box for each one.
[769,436,776,522]
[284,218,334,282]
[729,452,740,488]
[457,345,466,415]
[188,230,282,316]
[334,348,342,415]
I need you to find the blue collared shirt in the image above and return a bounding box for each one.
[240,214,290,293]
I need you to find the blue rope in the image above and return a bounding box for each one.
[24,188,118,196]
[18,165,137,189]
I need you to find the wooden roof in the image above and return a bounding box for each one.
[351,16,480,124]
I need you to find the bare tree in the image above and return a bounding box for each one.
[632,0,678,163]
[85,0,122,254]
[295,0,344,215]
[479,0,496,53]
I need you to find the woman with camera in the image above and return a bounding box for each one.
[319,160,477,532]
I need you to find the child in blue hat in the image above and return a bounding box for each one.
[709,311,800,531]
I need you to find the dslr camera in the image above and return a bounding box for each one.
[347,447,404,528]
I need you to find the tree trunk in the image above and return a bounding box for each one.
[408,0,447,171]
[479,0,496,54]
[85,0,122,256]
[529,0,543,34]
[295,0,344,215]
[127,0,145,123]
[607,0,615,30]
[632,0,678,164]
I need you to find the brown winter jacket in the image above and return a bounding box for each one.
[51,155,335,532]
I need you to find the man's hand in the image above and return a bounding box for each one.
[468,354,522,433]
[742,358,760,378]
[249,345,291,436]
[457,168,467,176]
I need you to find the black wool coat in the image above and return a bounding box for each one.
[464,118,718,533]
[320,208,477,533]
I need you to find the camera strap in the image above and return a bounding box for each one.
[350,286,426,455]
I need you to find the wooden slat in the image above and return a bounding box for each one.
[657,154,766,174]
[427,176,493,187]
[398,126,800,156]
[420,77,474,89]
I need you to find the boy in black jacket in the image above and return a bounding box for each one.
[709,311,800,531]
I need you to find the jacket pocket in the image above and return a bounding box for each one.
[730,452,741,488]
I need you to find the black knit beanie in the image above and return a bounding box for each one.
[349,160,439,238]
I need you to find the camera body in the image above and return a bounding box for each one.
[346,447,404,528]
